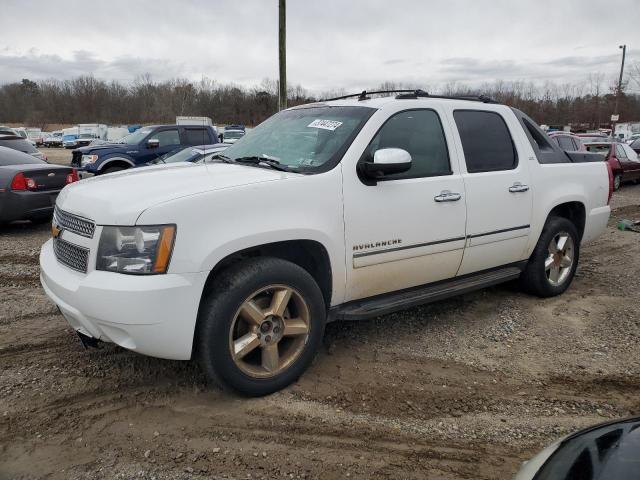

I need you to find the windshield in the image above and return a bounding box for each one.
[161,147,201,164]
[79,133,94,139]
[224,130,244,139]
[219,106,374,172]
[119,128,152,144]
[62,135,77,141]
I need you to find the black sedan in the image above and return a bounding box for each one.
[0,146,78,224]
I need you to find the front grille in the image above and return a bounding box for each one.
[54,207,95,238]
[53,238,89,273]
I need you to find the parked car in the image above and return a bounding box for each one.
[26,128,44,146]
[75,133,99,148]
[222,125,246,144]
[574,133,610,144]
[0,126,19,136]
[0,146,77,224]
[70,124,218,175]
[13,128,38,147]
[40,92,610,396]
[584,142,640,190]
[548,132,586,152]
[44,131,64,147]
[141,143,231,167]
[515,416,640,480]
[0,134,48,162]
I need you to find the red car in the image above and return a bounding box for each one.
[548,132,586,152]
[584,142,640,190]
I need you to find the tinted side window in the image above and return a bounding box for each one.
[153,129,180,147]
[557,136,576,151]
[615,144,628,159]
[184,128,210,146]
[364,109,451,180]
[454,110,517,172]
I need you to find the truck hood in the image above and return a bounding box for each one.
[56,162,297,225]
[74,143,128,154]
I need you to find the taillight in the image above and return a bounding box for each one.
[606,161,614,205]
[66,169,79,184]
[10,172,27,190]
[10,172,37,191]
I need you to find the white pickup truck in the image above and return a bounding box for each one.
[40,91,612,396]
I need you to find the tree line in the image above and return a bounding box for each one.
[0,73,639,130]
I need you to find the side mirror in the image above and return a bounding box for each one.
[147,139,160,149]
[362,148,412,179]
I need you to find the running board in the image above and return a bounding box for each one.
[333,266,523,321]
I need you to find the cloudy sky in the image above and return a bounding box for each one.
[1,0,638,94]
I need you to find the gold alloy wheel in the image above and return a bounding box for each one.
[228,285,311,378]
[545,231,574,287]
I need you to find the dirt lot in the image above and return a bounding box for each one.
[1,154,640,479]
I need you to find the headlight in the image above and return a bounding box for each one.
[81,155,99,166]
[96,225,176,274]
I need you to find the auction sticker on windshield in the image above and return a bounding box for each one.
[307,119,343,131]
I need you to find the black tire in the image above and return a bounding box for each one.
[520,216,580,298]
[196,257,326,397]
[102,166,125,175]
[613,174,621,191]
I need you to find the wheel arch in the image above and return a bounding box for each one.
[201,239,333,311]
[546,201,586,241]
[97,156,135,171]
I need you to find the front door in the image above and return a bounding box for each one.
[343,107,467,301]
[138,128,182,163]
[450,108,533,276]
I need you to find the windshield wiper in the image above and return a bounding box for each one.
[208,153,234,164]
[233,156,294,172]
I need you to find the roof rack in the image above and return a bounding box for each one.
[324,89,497,104]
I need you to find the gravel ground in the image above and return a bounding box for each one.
[1,152,640,479]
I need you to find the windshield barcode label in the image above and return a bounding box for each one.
[307,119,343,131]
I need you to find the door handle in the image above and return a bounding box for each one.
[509,182,529,193]
[434,190,462,202]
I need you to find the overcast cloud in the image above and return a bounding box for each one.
[1,0,638,93]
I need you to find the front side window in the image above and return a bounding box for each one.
[454,110,517,173]
[153,129,180,147]
[363,109,451,180]
[220,106,374,172]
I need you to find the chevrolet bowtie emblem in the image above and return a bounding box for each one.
[51,223,62,238]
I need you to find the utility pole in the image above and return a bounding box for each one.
[278,0,287,111]
[612,44,626,138]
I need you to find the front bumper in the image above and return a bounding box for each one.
[40,239,208,360]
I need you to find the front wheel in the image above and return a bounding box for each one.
[196,257,326,396]
[520,216,580,297]
[613,174,621,191]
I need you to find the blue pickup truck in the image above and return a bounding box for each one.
[71,124,218,175]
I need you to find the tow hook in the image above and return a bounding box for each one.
[76,330,102,349]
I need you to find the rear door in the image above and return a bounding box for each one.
[451,108,533,275]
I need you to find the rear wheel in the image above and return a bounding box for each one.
[196,257,326,396]
[520,216,579,297]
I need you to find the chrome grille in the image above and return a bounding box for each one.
[53,238,89,273]
[54,207,95,238]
